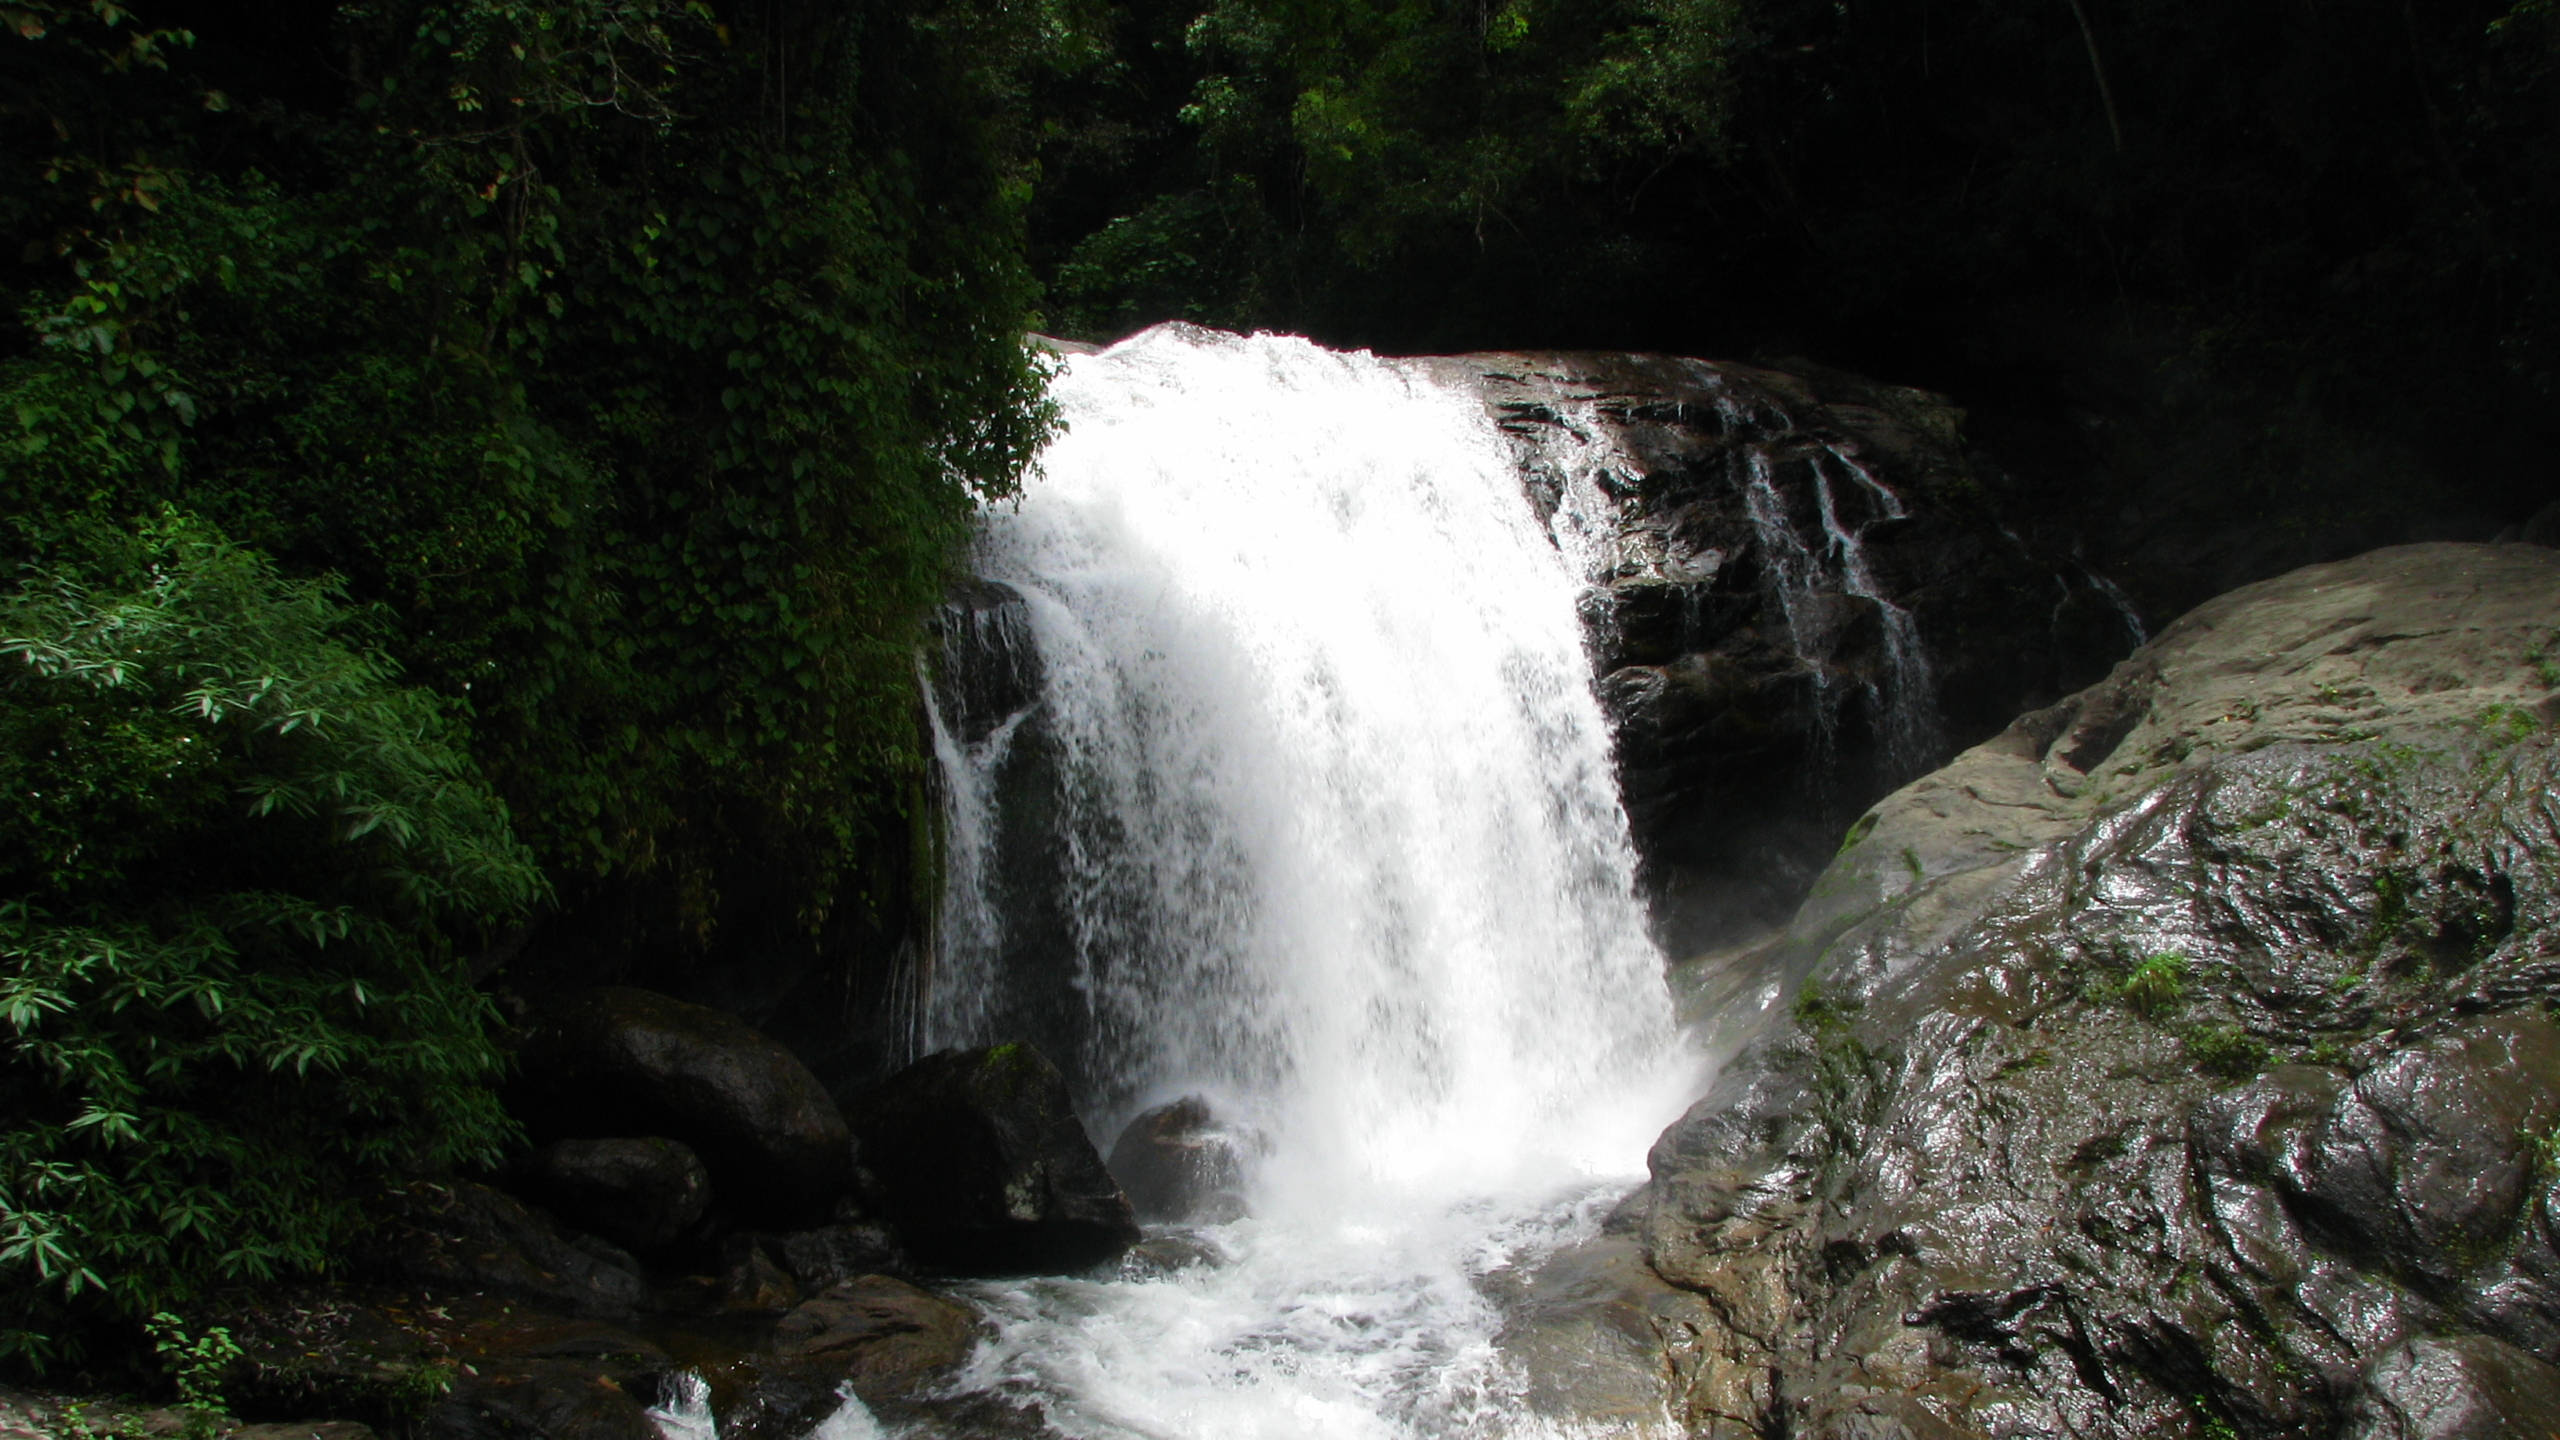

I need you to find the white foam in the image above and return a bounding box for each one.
[647,1373,718,1440]
[807,1388,894,1440]
[928,325,1703,1438]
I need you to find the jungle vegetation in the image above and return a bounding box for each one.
[0,0,1054,1366]
[1,0,2553,1374]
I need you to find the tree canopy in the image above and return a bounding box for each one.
[1026,0,2560,578]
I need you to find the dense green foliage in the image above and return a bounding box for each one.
[0,521,537,1366]
[1036,0,1745,338]
[4,0,1055,938]
[1028,0,2560,575]
[1,0,1059,1364]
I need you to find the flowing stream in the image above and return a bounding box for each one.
[917,325,1699,1439]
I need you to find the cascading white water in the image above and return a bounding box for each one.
[919,324,1698,1439]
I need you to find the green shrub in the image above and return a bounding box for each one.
[2119,952,2190,1016]
[0,519,540,1370]
[1792,977,1859,1035]
[2183,1024,2273,1081]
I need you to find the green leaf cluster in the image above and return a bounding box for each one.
[1041,0,1741,338]
[2117,951,2188,1017]
[0,520,537,1368]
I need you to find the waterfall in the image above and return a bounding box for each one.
[1807,448,1943,779]
[2079,561,2150,646]
[924,324,1696,1438]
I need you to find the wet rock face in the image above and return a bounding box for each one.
[510,987,854,1226]
[851,1043,1141,1275]
[931,581,1044,748]
[1488,1234,1717,1436]
[2346,1335,2560,1440]
[2286,1018,2560,1287]
[1415,351,2143,949]
[1615,544,2560,1438]
[369,1181,651,1318]
[1105,1096,1262,1223]
[721,1277,981,1440]
[512,1137,711,1254]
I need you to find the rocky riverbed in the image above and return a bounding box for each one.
[0,991,1145,1440]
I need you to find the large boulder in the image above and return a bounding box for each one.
[510,987,853,1225]
[851,1043,1140,1275]
[1105,1096,1262,1223]
[369,1181,651,1318]
[1600,543,2560,1438]
[511,1137,711,1253]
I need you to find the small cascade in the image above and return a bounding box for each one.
[1806,449,1944,778]
[2080,561,2150,646]
[805,1392,893,1440]
[2004,524,2151,681]
[918,666,1029,1060]
[647,1374,718,1440]
[1739,449,1846,768]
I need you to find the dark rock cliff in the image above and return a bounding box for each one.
[1421,349,2153,958]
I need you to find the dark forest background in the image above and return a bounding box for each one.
[1024,0,2560,606]
[0,0,2553,1373]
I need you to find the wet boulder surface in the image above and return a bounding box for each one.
[512,1137,712,1254]
[1105,1095,1265,1224]
[1598,543,2560,1438]
[718,1276,984,1440]
[509,987,854,1226]
[852,1043,1142,1275]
